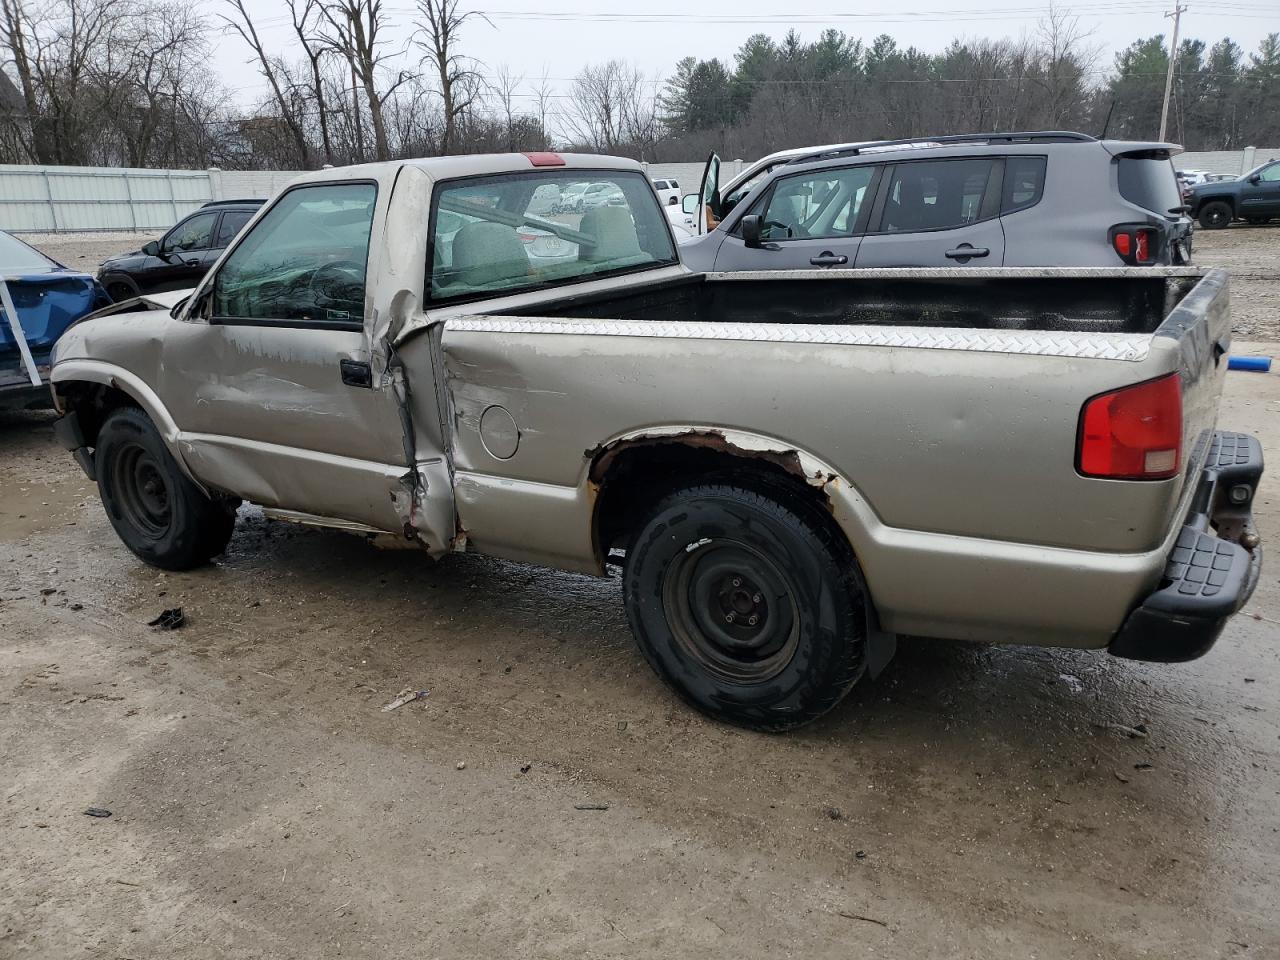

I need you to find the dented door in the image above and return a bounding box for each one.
[157,179,442,540]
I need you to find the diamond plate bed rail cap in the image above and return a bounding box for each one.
[446,316,1153,362]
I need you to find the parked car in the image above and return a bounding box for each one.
[554,182,590,214]
[652,177,681,206]
[680,132,1195,272]
[0,230,110,409]
[96,199,264,301]
[580,181,626,210]
[49,152,1262,731]
[1187,158,1280,228]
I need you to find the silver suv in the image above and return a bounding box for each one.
[681,132,1194,271]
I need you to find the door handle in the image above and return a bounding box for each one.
[809,252,848,266]
[185,258,201,266]
[340,359,372,388]
[944,245,990,261]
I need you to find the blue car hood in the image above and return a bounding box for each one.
[0,268,109,358]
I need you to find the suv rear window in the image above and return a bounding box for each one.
[1117,156,1181,215]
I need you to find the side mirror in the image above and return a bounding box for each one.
[1248,174,1261,184]
[141,240,161,257]
[740,214,763,248]
[681,193,698,215]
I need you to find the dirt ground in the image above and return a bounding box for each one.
[3,241,1280,959]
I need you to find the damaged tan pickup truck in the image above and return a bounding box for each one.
[50,152,1263,729]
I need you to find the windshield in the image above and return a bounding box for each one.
[0,231,57,272]
[429,169,677,303]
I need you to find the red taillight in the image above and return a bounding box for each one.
[1134,229,1150,262]
[1078,373,1182,480]
[1110,225,1157,265]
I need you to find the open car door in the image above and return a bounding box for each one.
[692,152,721,235]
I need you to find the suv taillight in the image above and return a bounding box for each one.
[1078,373,1182,480]
[1110,225,1158,265]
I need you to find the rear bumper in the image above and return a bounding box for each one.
[1109,431,1264,662]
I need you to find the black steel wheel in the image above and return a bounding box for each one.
[1198,201,1233,230]
[96,406,237,570]
[625,482,867,731]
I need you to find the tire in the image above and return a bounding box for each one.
[1198,201,1233,230]
[96,406,237,570]
[624,482,867,731]
[104,278,139,303]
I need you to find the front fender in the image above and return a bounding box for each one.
[50,358,205,490]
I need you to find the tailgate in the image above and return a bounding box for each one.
[1149,268,1231,496]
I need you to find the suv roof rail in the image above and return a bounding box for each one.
[784,131,1096,166]
[200,198,266,207]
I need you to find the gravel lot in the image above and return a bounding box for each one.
[2,227,1279,959]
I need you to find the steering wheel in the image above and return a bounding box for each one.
[307,259,365,305]
[762,219,795,239]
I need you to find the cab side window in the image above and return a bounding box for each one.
[212,182,376,326]
[163,212,217,252]
[755,165,875,241]
[1259,163,1280,182]
[880,159,996,232]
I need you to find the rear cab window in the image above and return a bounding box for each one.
[1117,155,1182,216]
[429,170,677,303]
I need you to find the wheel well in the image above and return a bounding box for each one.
[590,436,846,563]
[1198,195,1235,211]
[55,381,140,446]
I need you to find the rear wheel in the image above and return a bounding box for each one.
[96,406,237,570]
[1198,201,1233,230]
[624,482,867,731]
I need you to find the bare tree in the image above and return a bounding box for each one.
[319,0,406,161]
[491,62,518,150]
[287,0,334,164]
[532,65,552,149]
[560,60,656,158]
[221,0,311,166]
[413,0,484,155]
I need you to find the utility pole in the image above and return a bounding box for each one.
[1158,4,1188,142]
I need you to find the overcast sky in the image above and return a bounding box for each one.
[203,0,1280,121]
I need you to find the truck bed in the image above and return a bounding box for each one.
[498,267,1203,335]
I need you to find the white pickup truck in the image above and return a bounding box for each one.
[50,152,1263,730]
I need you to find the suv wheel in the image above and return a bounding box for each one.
[1198,201,1233,230]
[96,406,238,570]
[624,482,867,731]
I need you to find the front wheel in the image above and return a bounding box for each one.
[96,406,238,570]
[1198,201,1233,230]
[624,483,867,731]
